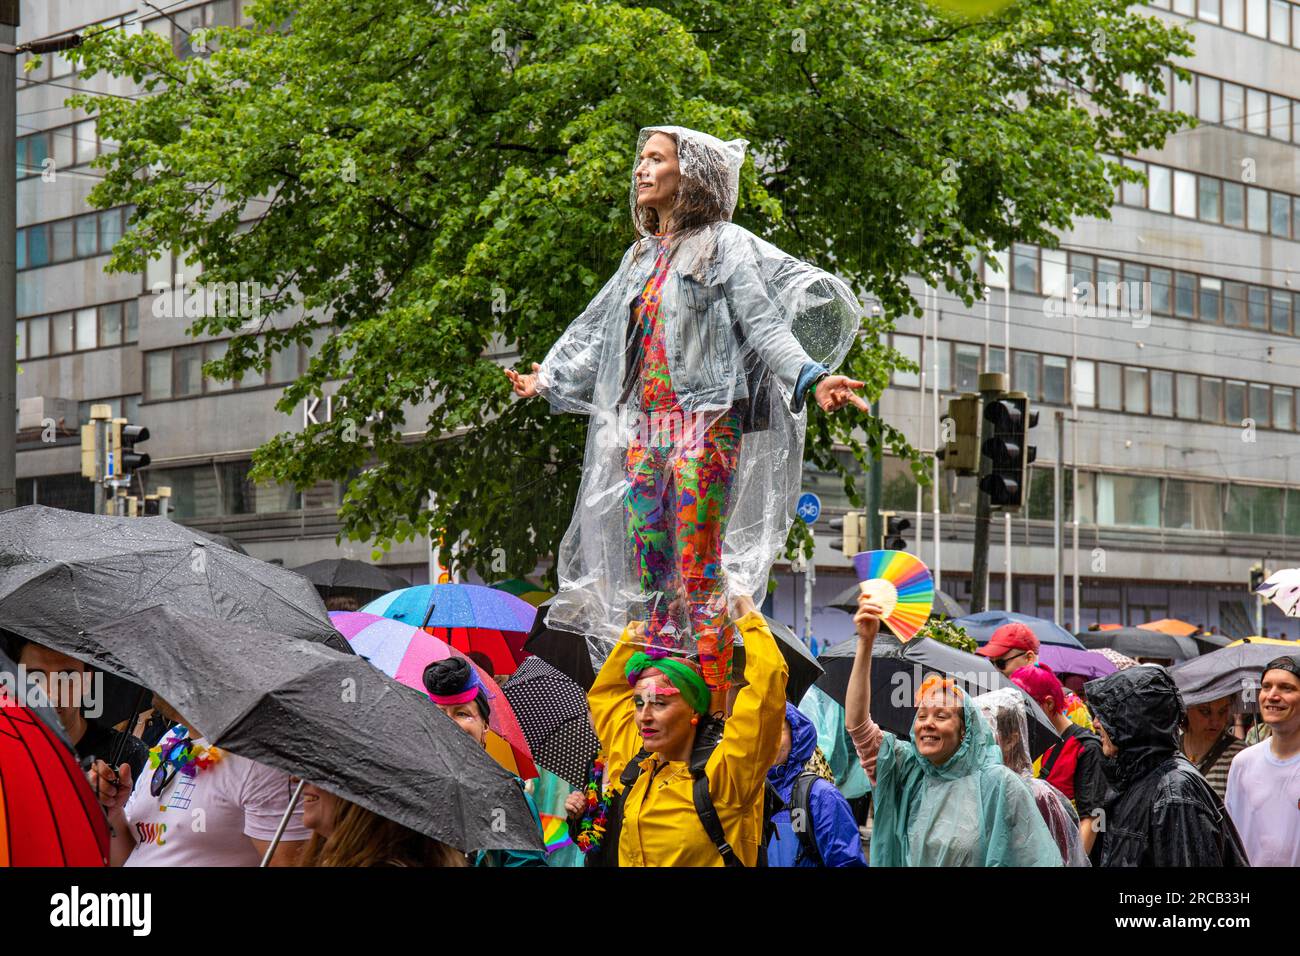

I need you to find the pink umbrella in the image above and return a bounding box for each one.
[330,611,537,779]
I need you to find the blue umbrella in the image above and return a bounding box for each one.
[953,611,1086,649]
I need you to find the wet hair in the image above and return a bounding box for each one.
[633,130,734,258]
[422,656,491,722]
[324,594,361,612]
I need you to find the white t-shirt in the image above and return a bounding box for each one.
[124,728,309,867]
[1224,737,1300,867]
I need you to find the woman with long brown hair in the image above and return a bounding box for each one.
[506,125,868,709]
[296,781,467,868]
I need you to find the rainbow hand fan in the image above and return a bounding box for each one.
[851,550,934,642]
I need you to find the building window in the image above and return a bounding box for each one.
[1248,286,1269,329]
[1198,176,1221,222]
[1174,272,1197,319]
[1275,387,1295,429]
[1272,192,1292,236]
[1151,370,1174,417]
[891,334,920,388]
[1173,170,1197,218]
[1198,277,1221,323]
[1096,474,1161,528]
[1043,355,1068,404]
[1224,281,1247,326]
[1222,181,1245,227]
[1250,383,1272,426]
[954,343,981,392]
[1149,268,1172,315]
[1012,244,1039,293]
[1271,290,1292,334]
[1074,359,1096,407]
[1098,363,1122,411]
[1247,187,1269,231]
[1198,76,1221,122]
[1147,165,1172,213]
[1013,350,1040,399]
[1175,373,1199,419]
[1201,378,1224,423]
[1225,379,1248,423]
[1123,367,1149,414]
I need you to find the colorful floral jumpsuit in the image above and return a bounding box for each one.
[624,232,742,691]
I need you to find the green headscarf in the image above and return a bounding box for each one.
[625,652,711,715]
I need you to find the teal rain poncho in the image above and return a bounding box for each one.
[869,690,1063,866]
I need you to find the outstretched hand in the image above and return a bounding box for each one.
[505,363,541,398]
[815,375,870,413]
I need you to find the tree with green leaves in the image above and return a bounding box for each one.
[66,0,1191,582]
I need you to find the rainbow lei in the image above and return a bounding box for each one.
[147,730,225,780]
[576,756,613,855]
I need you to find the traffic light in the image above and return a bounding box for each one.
[110,418,151,479]
[143,494,161,517]
[937,394,980,474]
[882,512,911,550]
[1250,565,1266,591]
[828,511,865,555]
[978,391,1038,511]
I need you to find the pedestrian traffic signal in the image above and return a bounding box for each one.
[111,418,151,477]
[829,511,865,555]
[978,392,1038,511]
[882,513,911,550]
[937,394,980,474]
[1249,565,1266,591]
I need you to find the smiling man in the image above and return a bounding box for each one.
[1224,655,1300,866]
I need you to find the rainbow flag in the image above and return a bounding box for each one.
[539,813,572,853]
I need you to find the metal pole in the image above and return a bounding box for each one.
[803,530,815,646]
[260,778,306,867]
[930,288,941,589]
[867,451,882,553]
[0,3,18,512]
[1071,287,1081,629]
[970,372,1006,613]
[916,301,925,560]
[1002,285,1012,610]
[1054,411,1065,625]
[427,490,438,585]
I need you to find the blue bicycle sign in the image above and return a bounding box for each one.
[796,492,821,525]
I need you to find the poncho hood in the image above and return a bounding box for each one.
[1084,666,1183,792]
[767,701,819,793]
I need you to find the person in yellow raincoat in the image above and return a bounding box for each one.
[586,595,787,866]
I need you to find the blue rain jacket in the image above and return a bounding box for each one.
[766,703,867,867]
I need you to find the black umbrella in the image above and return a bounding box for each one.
[816,635,1060,758]
[1076,627,1198,663]
[830,582,966,620]
[0,506,346,655]
[193,530,249,555]
[502,656,599,788]
[523,597,597,690]
[1170,639,1300,706]
[291,558,410,604]
[731,617,824,704]
[85,605,544,854]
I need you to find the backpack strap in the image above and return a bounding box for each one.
[688,717,745,867]
[595,749,649,868]
[1037,724,1075,781]
[790,772,824,867]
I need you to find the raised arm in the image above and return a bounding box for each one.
[707,605,789,806]
[844,592,885,785]
[586,620,649,779]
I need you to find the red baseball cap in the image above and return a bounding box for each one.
[976,621,1040,659]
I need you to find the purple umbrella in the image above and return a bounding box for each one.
[1036,644,1117,679]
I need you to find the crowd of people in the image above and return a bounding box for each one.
[6,585,1298,869]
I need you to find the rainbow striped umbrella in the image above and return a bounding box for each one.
[852,550,935,642]
[361,585,536,675]
[330,611,537,780]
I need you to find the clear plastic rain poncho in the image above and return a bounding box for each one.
[537,125,861,682]
[870,685,1063,866]
[975,688,1091,867]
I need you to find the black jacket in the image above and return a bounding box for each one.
[1084,667,1248,868]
